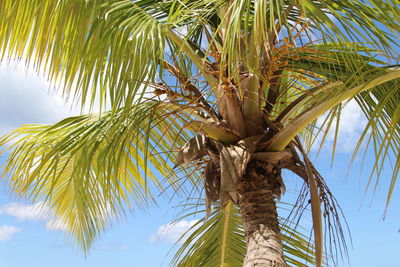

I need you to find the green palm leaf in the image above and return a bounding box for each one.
[0,0,166,109]
[171,201,316,267]
[0,100,192,251]
[1,0,400,265]
[266,43,400,203]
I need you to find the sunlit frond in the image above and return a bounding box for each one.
[266,43,400,201]
[0,0,167,110]
[1,0,400,265]
[0,100,193,251]
[354,82,400,210]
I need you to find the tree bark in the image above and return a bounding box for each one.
[238,160,286,267]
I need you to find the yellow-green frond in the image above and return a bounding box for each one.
[0,100,192,251]
[0,0,166,110]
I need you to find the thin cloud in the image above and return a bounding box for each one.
[149,220,198,244]
[45,219,68,232]
[0,202,50,221]
[0,225,21,242]
[0,202,67,232]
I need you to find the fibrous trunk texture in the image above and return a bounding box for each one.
[238,160,286,267]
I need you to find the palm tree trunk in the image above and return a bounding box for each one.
[238,160,286,267]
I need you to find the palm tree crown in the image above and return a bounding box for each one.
[0,0,399,266]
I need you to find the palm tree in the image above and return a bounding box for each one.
[1,0,399,266]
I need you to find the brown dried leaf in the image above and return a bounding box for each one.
[204,160,220,219]
[219,144,252,204]
[217,85,246,137]
[304,158,323,267]
[275,175,286,200]
[252,150,293,164]
[252,149,292,199]
[174,135,208,168]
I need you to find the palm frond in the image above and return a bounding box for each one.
[269,69,400,150]
[268,42,400,207]
[0,0,166,110]
[0,100,193,251]
[171,201,316,267]
[353,83,400,210]
[1,0,400,264]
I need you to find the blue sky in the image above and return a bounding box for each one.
[0,62,399,267]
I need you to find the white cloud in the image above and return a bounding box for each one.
[45,219,68,232]
[331,100,367,152]
[0,225,21,242]
[0,62,76,135]
[0,202,67,232]
[313,100,367,153]
[149,220,198,244]
[0,202,50,221]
